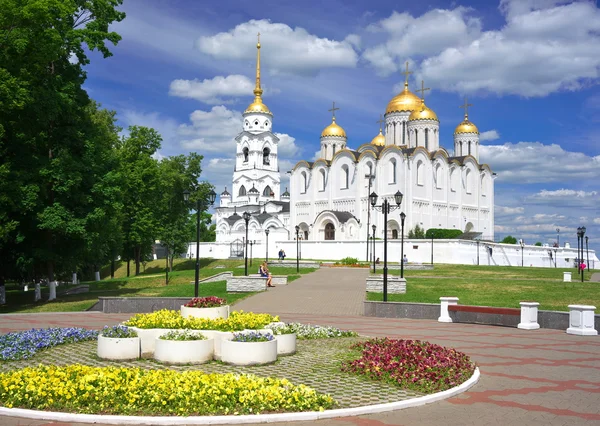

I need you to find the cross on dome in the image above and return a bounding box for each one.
[401,61,413,86]
[459,96,473,119]
[328,101,340,120]
[376,114,384,132]
[415,80,430,102]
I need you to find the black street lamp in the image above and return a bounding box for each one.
[295,225,300,273]
[243,211,251,276]
[265,229,270,263]
[520,240,524,267]
[556,228,560,248]
[365,172,375,262]
[372,224,376,273]
[369,190,404,302]
[577,226,586,282]
[585,236,590,271]
[249,240,255,267]
[183,188,216,298]
[476,240,480,266]
[577,227,582,276]
[553,248,557,268]
[400,212,406,279]
[431,236,434,265]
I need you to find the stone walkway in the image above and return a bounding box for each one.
[1,268,599,426]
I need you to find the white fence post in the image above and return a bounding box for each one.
[518,302,540,330]
[563,272,571,282]
[566,305,597,336]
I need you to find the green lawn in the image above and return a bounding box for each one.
[369,264,598,311]
[0,258,316,314]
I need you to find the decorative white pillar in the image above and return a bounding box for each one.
[72,273,77,284]
[34,282,41,302]
[518,302,540,330]
[563,272,571,282]
[438,297,459,323]
[95,271,101,282]
[23,284,28,292]
[48,281,56,301]
[566,305,597,336]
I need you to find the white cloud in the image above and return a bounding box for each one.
[480,142,600,184]
[594,218,600,225]
[480,130,500,142]
[169,75,255,104]
[364,8,481,76]
[204,158,236,194]
[197,19,358,76]
[496,205,525,215]
[275,133,300,157]
[524,189,599,208]
[179,106,243,152]
[366,2,600,96]
[120,110,180,148]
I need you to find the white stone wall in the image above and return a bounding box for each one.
[226,276,267,292]
[366,276,406,293]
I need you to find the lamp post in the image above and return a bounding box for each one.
[295,225,300,273]
[249,240,255,267]
[372,224,376,273]
[431,236,434,265]
[476,240,480,266]
[400,212,406,279]
[577,227,582,276]
[577,226,586,282]
[265,229,270,263]
[585,236,590,271]
[299,236,302,261]
[369,190,404,302]
[556,228,560,248]
[553,248,557,268]
[365,173,375,262]
[520,240,524,267]
[243,211,251,276]
[183,188,216,298]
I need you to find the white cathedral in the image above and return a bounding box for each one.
[215,38,495,246]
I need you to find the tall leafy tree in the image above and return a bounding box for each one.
[119,126,161,276]
[0,0,125,286]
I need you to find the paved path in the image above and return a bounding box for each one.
[1,268,599,426]
[590,272,600,282]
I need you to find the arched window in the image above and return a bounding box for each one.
[468,141,472,156]
[466,169,472,194]
[304,230,308,240]
[402,121,406,145]
[301,171,307,194]
[263,185,272,197]
[481,175,487,196]
[332,144,336,155]
[390,159,397,184]
[392,229,398,239]
[425,129,429,150]
[243,147,249,163]
[416,161,424,186]
[319,169,326,191]
[341,164,349,189]
[414,129,418,147]
[435,164,443,189]
[263,147,270,165]
[239,185,247,197]
[450,169,457,192]
[325,223,335,240]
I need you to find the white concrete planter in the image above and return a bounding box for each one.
[203,330,233,361]
[180,305,229,320]
[274,333,296,355]
[154,337,214,364]
[221,339,277,365]
[127,327,170,356]
[97,335,140,361]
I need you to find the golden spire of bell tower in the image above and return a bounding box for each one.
[244,32,271,115]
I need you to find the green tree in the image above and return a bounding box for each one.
[407,224,426,239]
[500,235,518,244]
[534,242,542,246]
[0,0,125,286]
[119,126,162,276]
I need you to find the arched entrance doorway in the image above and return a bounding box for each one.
[325,223,335,240]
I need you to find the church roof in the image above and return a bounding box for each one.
[225,213,242,225]
[270,201,290,213]
[248,185,259,194]
[221,187,230,196]
[319,210,357,224]
[282,187,290,197]
[254,212,273,224]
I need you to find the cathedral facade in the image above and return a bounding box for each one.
[215,41,494,247]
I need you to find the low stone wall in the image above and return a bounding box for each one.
[98,297,191,314]
[366,276,406,294]
[364,301,600,330]
[387,264,434,270]
[249,274,288,285]
[199,272,233,283]
[226,276,267,292]
[267,261,321,269]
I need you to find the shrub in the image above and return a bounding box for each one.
[159,330,207,341]
[535,242,542,246]
[340,257,359,265]
[500,235,517,244]
[231,331,274,342]
[184,296,227,308]
[407,224,426,239]
[0,365,335,415]
[266,323,358,340]
[425,228,463,239]
[0,328,99,361]
[101,325,138,339]
[341,338,475,394]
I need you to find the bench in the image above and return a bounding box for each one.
[448,305,520,316]
[226,276,268,292]
[438,297,522,327]
[249,274,288,285]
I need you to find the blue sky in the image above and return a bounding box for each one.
[82,0,600,251]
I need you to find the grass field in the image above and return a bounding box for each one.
[0,258,317,314]
[370,264,598,311]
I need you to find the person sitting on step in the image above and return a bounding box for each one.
[260,262,274,287]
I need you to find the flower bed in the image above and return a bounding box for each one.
[341,338,476,393]
[222,332,277,365]
[124,309,277,331]
[154,331,213,365]
[181,296,229,320]
[266,322,358,340]
[0,365,335,415]
[0,328,98,361]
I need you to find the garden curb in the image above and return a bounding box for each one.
[0,368,479,425]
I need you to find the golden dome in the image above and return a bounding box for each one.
[370,130,385,146]
[409,100,439,121]
[454,114,479,134]
[245,98,272,115]
[386,82,422,114]
[321,117,347,138]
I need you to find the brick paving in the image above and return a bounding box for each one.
[1,267,599,425]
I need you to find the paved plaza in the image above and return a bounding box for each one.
[0,268,599,425]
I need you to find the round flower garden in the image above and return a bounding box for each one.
[0,297,477,418]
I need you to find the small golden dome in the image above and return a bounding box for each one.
[321,117,347,138]
[386,82,422,114]
[454,115,479,135]
[409,100,439,121]
[371,130,385,146]
[245,98,272,115]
